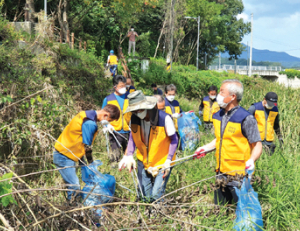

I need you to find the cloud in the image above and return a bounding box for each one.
[241,0,300,58]
[236,13,249,22]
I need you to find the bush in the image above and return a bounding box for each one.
[279,69,300,79]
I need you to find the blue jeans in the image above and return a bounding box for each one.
[53,151,84,200]
[110,65,117,77]
[137,160,172,202]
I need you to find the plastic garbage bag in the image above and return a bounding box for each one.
[81,160,116,217]
[177,111,201,151]
[234,170,263,231]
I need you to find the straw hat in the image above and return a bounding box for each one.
[124,90,157,114]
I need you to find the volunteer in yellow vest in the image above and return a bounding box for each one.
[248,92,282,155]
[164,84,183,150]
[53,105,120,201]
[194,79,262,205]
[126,78,136,96]
[107,50,118,77]
[118,90,178,202]
[102,75,132,164]
[199,85,220,131]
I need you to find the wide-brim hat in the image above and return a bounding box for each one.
[124,90,157,114]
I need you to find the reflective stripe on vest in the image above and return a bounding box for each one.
[165,99,180,130]
[107,93,131,131]
[109,55,118,65]
[253,102,278,142]
[54,111,98,161]
[202,96,220,122]
[213,107,251,176]
[131,111,176,169]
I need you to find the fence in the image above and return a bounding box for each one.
[209,65,282,71]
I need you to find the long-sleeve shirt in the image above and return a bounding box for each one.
[198,97,217,111]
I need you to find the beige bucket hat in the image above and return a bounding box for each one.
[124,90,157,114]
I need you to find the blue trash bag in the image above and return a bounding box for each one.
[81,160,116,217]
[177,111,201,151]
[234,170,263,231]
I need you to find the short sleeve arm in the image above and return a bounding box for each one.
[241,115,261,144]
[82,120,98,146]
[165,116,176,136]
[248,105,256,116]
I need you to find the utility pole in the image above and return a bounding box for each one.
[219,51,221,70]
[44,0,47,21]
[169,0,175,72]
[247,41,249,76]
[184,15,200,70]
[249,13,253,77]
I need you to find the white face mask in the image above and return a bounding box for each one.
[265,102,273,109]
[209,95,216,100]
[166,95,175,102]
[131,29,134,31]
[101,120,109,125]
[217,94,231,108]
[117,87,126,95]
[137,110,147,120]
[126,85,131,89]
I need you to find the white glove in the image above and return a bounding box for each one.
[106,63,109,67]
[162,159,171,178]
[195,145,208,153]
[245,159,255,171]
[172,113,180,119]
[118,155,128,171]
[126,155,136,172]
[106,124,115,134]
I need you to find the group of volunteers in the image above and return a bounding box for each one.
[53,75,282,207]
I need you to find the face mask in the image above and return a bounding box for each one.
[166,95,175,102]
[101,120,109,126]
[126,85,131,89]
[217,94,231,108]
[131,29,134,31]
[209,95,216,100]
[265,103,273,109]
[117,87,126,95]
[137,110,147,120]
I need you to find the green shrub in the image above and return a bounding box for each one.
[279,69,300,79]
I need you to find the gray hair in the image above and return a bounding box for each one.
[165,84,177,94]
[222,79,243,102]
[153,94,164,103]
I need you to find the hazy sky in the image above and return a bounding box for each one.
[238,0,300,58]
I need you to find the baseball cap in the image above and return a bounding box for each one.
[265,92,278,107]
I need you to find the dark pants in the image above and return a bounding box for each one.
[214,185,238,205]
[108,132,129,162]
[176,132,183,151]
[110,65,117,77]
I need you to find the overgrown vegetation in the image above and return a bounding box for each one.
[1,16,300,231]
[279,69,300,79]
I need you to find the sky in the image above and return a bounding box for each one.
[237,0,300,58]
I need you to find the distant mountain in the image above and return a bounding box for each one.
[222,45,300,68]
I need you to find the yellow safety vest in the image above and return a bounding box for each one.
[165,99,181,130]
[253,102,278,142]
[55,111,98,162]
[131,111,176,169]
[106,93,131,131]
[202,96,220,122]
[213,107,252,176]
[109,55,118,65]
